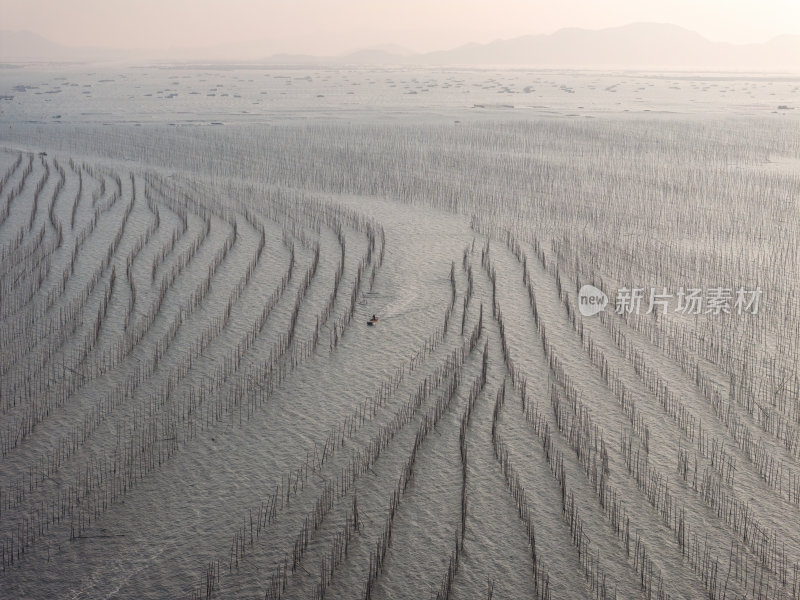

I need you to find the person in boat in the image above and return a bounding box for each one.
[371,314,377,321]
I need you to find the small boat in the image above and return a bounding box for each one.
[367,315,379,326]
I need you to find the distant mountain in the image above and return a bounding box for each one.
[352,44,416,57]
[339,49,416,65]
[0,29,132,61]
[416,23,800,69]
[0,30,64,58]
[2,24,799,69]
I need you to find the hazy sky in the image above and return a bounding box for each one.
[3,0,799,55]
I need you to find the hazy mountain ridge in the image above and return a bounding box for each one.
[419,23,800,68]
[2,23,798,69]
[0,30,132,61]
